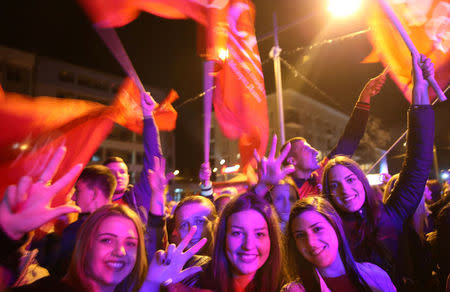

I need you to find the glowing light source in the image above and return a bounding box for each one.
[222,164,240,174]
[19,143,29,151]
[218,48,229,61]
[441,171,449,180]
[173,170,180,176]
[213,167,218,173]
[328,0,362,18]
[219,159,225,165]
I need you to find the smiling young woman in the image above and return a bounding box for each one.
[193,192,283,292]
[64,204,147,292]
[283,196,395,292]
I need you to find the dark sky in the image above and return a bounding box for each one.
[1,0,448,177]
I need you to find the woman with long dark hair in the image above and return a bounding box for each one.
[283,196,395,292]
[321,54,436,288]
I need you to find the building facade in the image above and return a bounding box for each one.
[0,46,176,182]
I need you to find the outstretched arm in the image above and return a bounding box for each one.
[134,91,164,218]
[328,69,387,158]
[385,54,434,222]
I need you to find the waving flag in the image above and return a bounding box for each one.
[0,80,178,205]
[213,0,268,170]
[78,0,269,169]
[363,0,450,102]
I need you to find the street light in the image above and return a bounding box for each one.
[220,159,226,165]
[173,170,180,176]
[327,0,363,18]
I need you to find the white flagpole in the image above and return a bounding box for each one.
[203,60,214,163]
[271,12,286,144]
[377,0,446,101]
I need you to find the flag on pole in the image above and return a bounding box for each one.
[78,0,269,170]
[0,86,114,205]
[0,80,178,205]
[363,0,450,102]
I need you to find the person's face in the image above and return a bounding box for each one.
[106,162,129,193]
[271,184,297,223]
[175,202,214,250]
[87,216,138,289]
[73,180,94,212]
[289,140,320,172]
[226,210,271,277]
[292,211,340,270]
[327,165,366,213]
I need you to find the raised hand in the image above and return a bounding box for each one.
[199,162,212,185]
[254,135,295,187]
[358,68,388,103]
[141,91,157,118]
[148,156,174,216]
[146,225,207,286]
[0,146,82,240]
[412,53,434,105]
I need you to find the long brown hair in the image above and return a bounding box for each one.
[64,204,147,292]
[284,196,371,292]
[212,192,283,292]
[322,156,383,261]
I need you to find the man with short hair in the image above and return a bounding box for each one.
[73,164,116,213]
[36,165,116,279]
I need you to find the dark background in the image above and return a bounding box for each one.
[1,0,448,179]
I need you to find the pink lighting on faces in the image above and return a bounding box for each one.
[175,202,214,250]
[271,184,297,223]
[87,216,138,289]
[292,210,344,275]
[327,165,366,213]
[106,162,129,194]
[290,140,320,173]
[226,210,271,277]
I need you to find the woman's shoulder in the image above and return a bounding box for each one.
[356,262,396,292]
[280,281,306,292]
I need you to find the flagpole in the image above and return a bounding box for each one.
[377,0,447,102]
[271,12,286,144]
[203,60,214,163]
[93,26,147,94]
[366,94,444,174]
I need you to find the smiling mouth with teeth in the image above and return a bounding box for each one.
[310,246,325,256]
[106,261,126,270]
[343,195,357,202]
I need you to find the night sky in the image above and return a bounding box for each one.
[1,0,448,177]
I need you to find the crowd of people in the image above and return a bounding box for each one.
[1,52,449,292]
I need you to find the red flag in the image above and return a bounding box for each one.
[0,86,114,205]
[111,78,179,132]
[363,0,450,102]
[0,79,178,205]
[77,0,208,27]
[213,0,269,170]
[78,0,268,169]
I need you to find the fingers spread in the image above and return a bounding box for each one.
[51,164,83,194]
[174,266,203,284]
[278,142,291,163]
[40,146,67,183]
[178,225,197,252]
[268,135,277,160]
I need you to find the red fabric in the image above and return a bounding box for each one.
[0,78,178,206]
[213,0,269,170]
[112,78,179,133]
[0,86,114,205]
[296,157,329,199]
[363,0,450,103]
[77,0,208,27]
[78,0,268,170]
